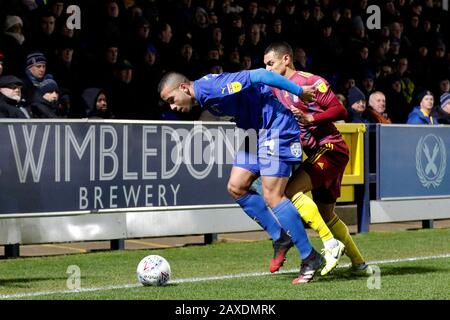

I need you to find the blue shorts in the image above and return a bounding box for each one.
[233,150,297,177]
[233,94,302,177]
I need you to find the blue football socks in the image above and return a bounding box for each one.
[236,190,282,241]
[272,199,313,259]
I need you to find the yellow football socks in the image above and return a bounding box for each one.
[291,192,334,242]
[327,215,365,265]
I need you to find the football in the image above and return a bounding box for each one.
[136,255,171,286]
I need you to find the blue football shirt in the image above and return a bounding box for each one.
[193,71,302,162]
[194,71,280,129]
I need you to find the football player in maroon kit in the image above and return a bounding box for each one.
[264,42,373,276]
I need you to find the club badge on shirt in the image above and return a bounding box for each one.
[290,142,302,158]
[314,79,328,93]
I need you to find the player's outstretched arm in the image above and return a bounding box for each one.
[249,68,315,102]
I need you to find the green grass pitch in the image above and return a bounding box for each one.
[0,228,449,300]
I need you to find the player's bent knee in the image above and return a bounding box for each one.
[227,181,248,200]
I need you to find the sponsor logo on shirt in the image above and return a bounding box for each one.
[226,82,242,94]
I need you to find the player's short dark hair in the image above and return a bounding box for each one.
[157,72,189,94]
[264,42,293,59]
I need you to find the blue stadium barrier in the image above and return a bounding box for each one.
[1,120,449,257]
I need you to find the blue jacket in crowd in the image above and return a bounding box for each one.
[406,107,438,125]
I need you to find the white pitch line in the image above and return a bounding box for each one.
[1,253,449,299]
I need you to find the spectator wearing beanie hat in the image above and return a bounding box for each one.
[30,79,61,118]
[437,93,450,124]
[26,52,48,76]
[407,90,438,124]
[22,52,54,104]
[1,15,27,75]
[440,93,450,114]
[346,86,370,123]
[2,16,25,45]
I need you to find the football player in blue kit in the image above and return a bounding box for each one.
[159,69,335,283]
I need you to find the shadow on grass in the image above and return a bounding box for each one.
[0,276,69,288]
[276,265,443,283]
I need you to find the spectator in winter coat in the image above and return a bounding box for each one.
[437,92,450,124]
[1,15,27,75]
[346,86,370,123]
[385,74,412,123]
[367,91,392,124]
[0,75,31,118]
[30,79,61,118]
[82,88,114,119]
[22,52,54,103]
[407,90,438,124]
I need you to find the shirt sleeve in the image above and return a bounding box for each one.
[249,68,303,97]
[309,76,348,123]
[312,95,348,123]
[193,72,253,107]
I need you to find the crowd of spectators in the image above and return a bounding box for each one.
[0,0,449,123]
